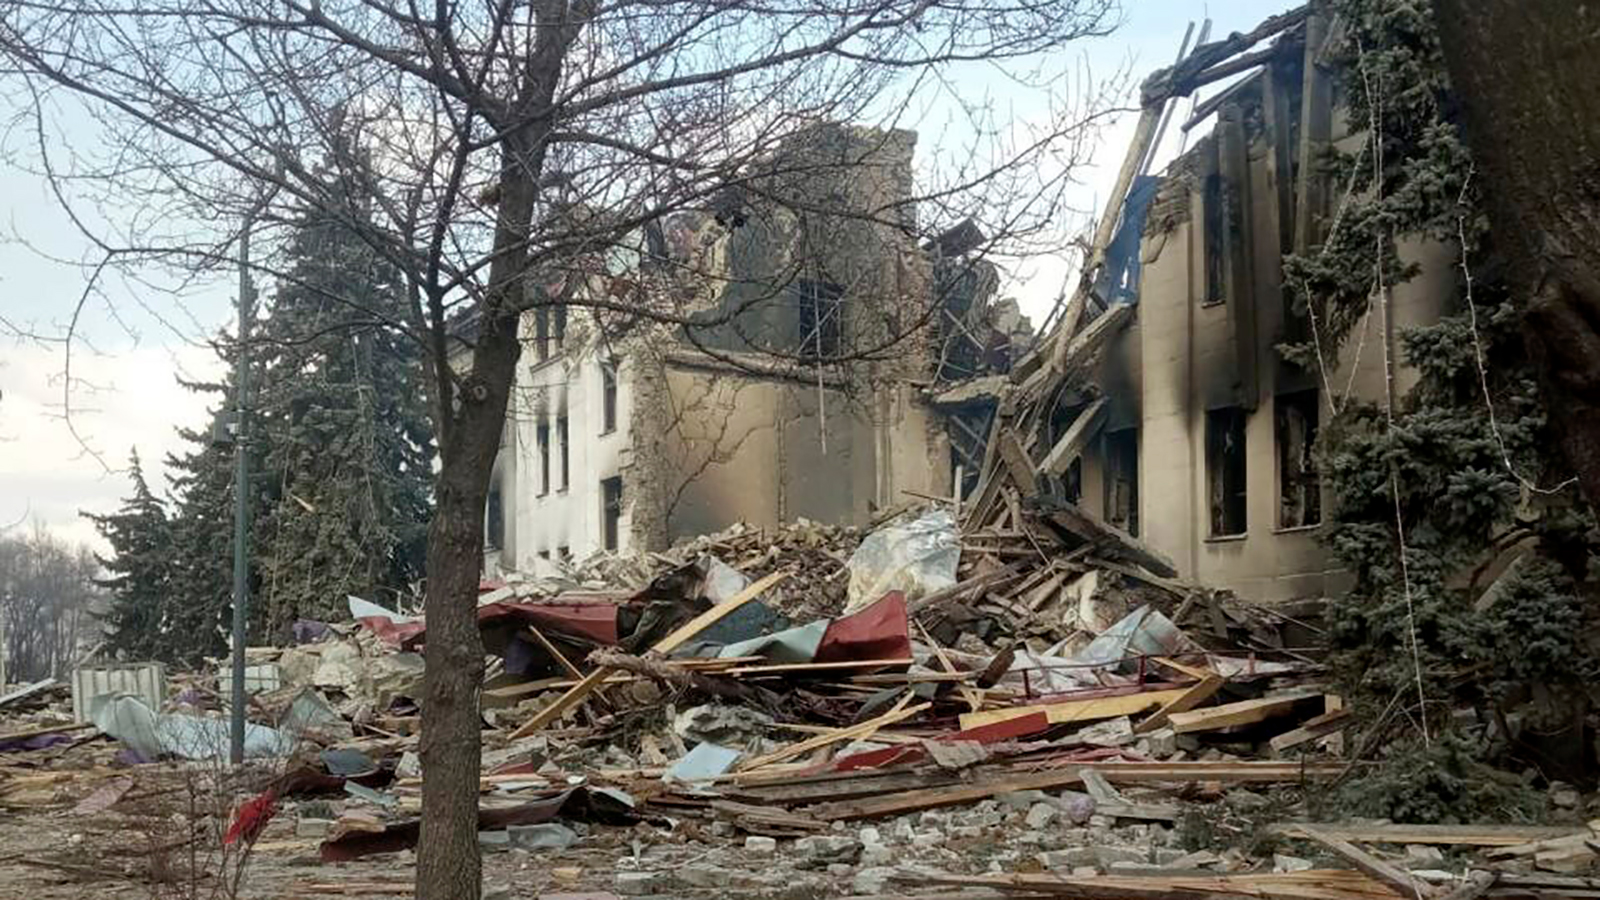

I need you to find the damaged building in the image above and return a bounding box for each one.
[939,8,1453,603]
[482,7,1452,606]
[482,125,1028,572]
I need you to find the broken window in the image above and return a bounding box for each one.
[556,415,570,492]
[1203,173,1228,305]
[601,476,623,551]
[1104,428,1139,537]
[535,308,550,361]
[1206,407,1248,537]
[797,279,843,359]
[1276,390,1322,528]
[537,422,550,496]
[600,362,618,434]
[485,475,504,551]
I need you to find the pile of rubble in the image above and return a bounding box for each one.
[2,505,1597,898]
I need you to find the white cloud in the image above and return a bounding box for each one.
[0,340,222,551]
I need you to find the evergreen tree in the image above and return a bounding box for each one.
[250,128,434,632]
[1282,0,1597,809]
[83,451,175,660]
[160,355,267,664]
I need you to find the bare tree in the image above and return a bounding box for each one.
[0,0,1121,895]
[0,524,99,682]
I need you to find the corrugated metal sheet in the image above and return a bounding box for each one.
[72,662,166,720]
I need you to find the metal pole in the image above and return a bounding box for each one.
[229,217,254,765]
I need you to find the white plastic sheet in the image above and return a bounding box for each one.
[845,509,959,612]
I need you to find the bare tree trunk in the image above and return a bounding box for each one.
[1432,0,1600,510]
[416,127,547,899]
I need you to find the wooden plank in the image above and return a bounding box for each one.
[1134,675,1224,734]
[737,699,929,772]
[1322,694,1346,754]
[525,625,583,680]
[1167,691,1321,734]
[1297,824,1436,899]
[1040,397,1109,476]
[813,761,1343,821]
[1270,708,1353,753]
[509,569,791,738]
[1268,823,1582,848]
[1049,506,1178,578]
[654,568,793,654]
[997,433,1039,497]
[0,720,94,742]
[1153,656,1214,682]
[896,868,1399,900]
[958,687,1189,731]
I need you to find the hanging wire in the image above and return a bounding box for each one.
[1453,165,1578,496]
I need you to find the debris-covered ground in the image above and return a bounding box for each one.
[4,510,1599,899]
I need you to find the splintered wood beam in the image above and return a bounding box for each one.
[958,687,1189,730]
[508,568,792,738]
[1167,691,1322,734]
[1040,397,1109,476]
[1133,675,1224,734]
[1269,708,1352,753]
[1049,506,1178,578]
[1296,824,1437,899]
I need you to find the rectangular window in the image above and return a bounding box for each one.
[556,415,570,492]
[485,476,504,551]
[553,304,567,353]
[535,308,550,361]
[797,279,843,359]
[1104,429,1139,537]
[1206,407,1248,537]
[1203,173,1227,305]
[600,362,618,434]
[1276,390,1322,528]
[536,423,550,496]
[601,476,623,551]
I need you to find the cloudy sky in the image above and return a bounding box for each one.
[0,0,1285,552]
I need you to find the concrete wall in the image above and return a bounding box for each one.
[652,364,945,543]
[491,327,637,571]
[1077,56,1454,603]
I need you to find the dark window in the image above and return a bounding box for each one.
[1277,390,1322,528]
[1063,458,1082,504]
[1104,428,1139,537]
[553,304,567,353]
[538,550,550,561]
[1203,173,1228,305]
[601,476,623,551]
[1206,407,1248,537]
[536,423,550,496]
[557,545,571,562]
[600,362,618,434]
[485,476,504,551]
[556,415,570,492]
[535,308,550,361]
[797,279,843,359]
